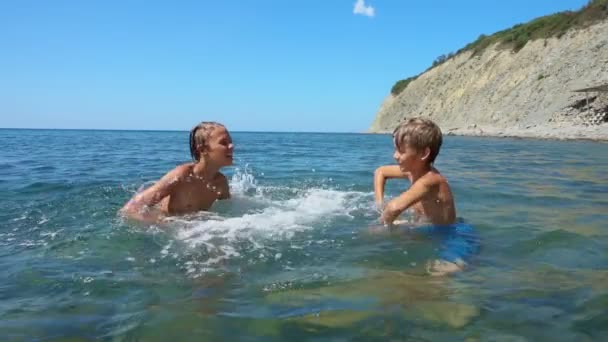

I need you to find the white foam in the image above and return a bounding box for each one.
[37,216,49,225]
[40,229,63,240]
[176,188,363,246]
[160,168,373,276]
[229,165,258,195]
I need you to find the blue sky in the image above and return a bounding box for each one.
[0,0,589,132]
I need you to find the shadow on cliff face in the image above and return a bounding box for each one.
[553,93,608,125]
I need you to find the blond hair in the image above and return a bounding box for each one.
[392,118,443,163]
[189,121,225,161]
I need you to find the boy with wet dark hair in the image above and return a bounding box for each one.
[121,122,234,222]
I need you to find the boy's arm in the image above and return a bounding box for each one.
[381,178,431,224]
[120,166,186,223]
[374,165,410,208]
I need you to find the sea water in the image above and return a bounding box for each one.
[1,129,607,340]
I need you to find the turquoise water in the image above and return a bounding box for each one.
[1,129,607,340]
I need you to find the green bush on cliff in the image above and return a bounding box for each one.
[389,0,607,97]
[463,0,608,55]
[391,76,418,96]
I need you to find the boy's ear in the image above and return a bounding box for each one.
[197,143,208,155]
[420,147,431,161]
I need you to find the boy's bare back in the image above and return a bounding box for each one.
[406,168,456,225]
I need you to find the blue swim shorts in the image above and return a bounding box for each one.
[416,222,480,263]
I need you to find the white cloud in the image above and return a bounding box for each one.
[353,0,375,17]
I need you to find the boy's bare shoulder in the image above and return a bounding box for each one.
[213,172,230,199]
[213,171,227,182]
[164,163,195,180]
[420,169,449,187]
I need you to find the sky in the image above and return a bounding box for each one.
[0,0,590,132]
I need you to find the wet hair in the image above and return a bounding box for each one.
[392,117,443,163]
[189,122,225,161]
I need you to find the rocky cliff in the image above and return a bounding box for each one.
[369,18,608,137]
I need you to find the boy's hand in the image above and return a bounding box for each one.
[375,200,384,212]
[380,207,393,225]
[382,178,431,225]
[379,213,387,225]
[120,203,166,225]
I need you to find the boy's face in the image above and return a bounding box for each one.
[205,127,234,167]
[393,143,423,172]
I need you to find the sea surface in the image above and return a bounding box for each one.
[1,129,607,341]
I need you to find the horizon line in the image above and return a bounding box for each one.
[0,127,381,134]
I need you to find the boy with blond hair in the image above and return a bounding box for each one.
[375,117,455,225]
[375,118,477,274]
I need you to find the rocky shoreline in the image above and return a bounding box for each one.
[445,123,608,141]
[372,123,608,141]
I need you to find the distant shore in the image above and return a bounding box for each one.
[371,123,608,141]
[444,123,608,141]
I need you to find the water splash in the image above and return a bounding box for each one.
[229,164,258,195]
[157,168,373,276]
